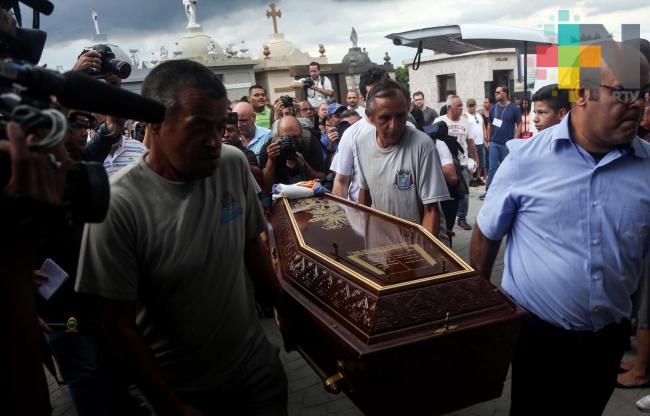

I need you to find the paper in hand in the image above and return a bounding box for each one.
[38,258,69,300]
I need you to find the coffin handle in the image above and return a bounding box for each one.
[324,371,345,394]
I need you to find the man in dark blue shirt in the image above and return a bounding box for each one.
[482,85,522,199]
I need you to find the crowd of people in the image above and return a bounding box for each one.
[2,37,650,416]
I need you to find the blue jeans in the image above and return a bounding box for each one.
[47,332,111,416]
[457,167,470,221]
[486,142,510,190]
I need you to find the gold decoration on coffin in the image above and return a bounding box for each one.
[292,197,349,230]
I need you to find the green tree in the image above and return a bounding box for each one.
[395,65,410,95]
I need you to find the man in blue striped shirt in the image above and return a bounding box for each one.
[103,134,146,177]
[471,41,650,415]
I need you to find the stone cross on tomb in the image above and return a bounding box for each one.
[266,3,282,34]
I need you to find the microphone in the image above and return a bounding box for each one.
[1,62,165,123]
[18,0,54,16]
[60,71,165,123]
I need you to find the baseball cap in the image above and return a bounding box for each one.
[326,102,346,117]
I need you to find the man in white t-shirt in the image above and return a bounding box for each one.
[346,89,365,118]
[355,79,449,236]
[331,67,390,201]
[434,96,478,231]
[289,61,333,109]
[464,98,486,185]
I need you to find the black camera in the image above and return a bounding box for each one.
[303,77,315,88]
[278,135,297,160]
[86,44,132,79]
[280,95,294,108]
[337,120,352,138]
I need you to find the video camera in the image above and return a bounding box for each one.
[0,2,165,224]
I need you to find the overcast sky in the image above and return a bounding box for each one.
[31,0,650,71]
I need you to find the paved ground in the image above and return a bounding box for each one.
[47,185,650,415]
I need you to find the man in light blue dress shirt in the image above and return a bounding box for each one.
[471,42,650,416]
[233,102,272,165]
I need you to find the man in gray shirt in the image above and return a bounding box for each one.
[357,80,450,237]
[75,60,287,416]
[413,91,439,125]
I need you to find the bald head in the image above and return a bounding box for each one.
[233,102,254,118]
[277,116,302,142]
[233,102,256,140]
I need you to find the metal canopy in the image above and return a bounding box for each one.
[386,23,554,55]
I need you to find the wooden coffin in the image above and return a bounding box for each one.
[268,194,527,416]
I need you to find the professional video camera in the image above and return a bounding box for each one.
[0,1,165,224]
[84,44,132,79]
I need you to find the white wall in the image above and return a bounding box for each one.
[408,51,518,108]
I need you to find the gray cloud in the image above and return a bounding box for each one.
[33,0,267,45]
[454,0,568,26]
[584,0,648,15]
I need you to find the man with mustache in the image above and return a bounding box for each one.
[75,60,287,416]
[471,41,650,415]
[355,79,449,236]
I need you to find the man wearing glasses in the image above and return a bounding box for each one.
[481,85,522,200]
[471,41,650,415]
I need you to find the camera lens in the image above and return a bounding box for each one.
[109,59,132,79]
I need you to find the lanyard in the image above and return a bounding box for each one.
[494,102,508,120]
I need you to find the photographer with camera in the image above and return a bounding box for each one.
[63,57,129,165]
[289,61,333,109]
[273,95,298,119]
[270,95,299,136]
[74,45,132,80]
[259,116,326,198]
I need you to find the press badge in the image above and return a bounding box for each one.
[492,118,503,128]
